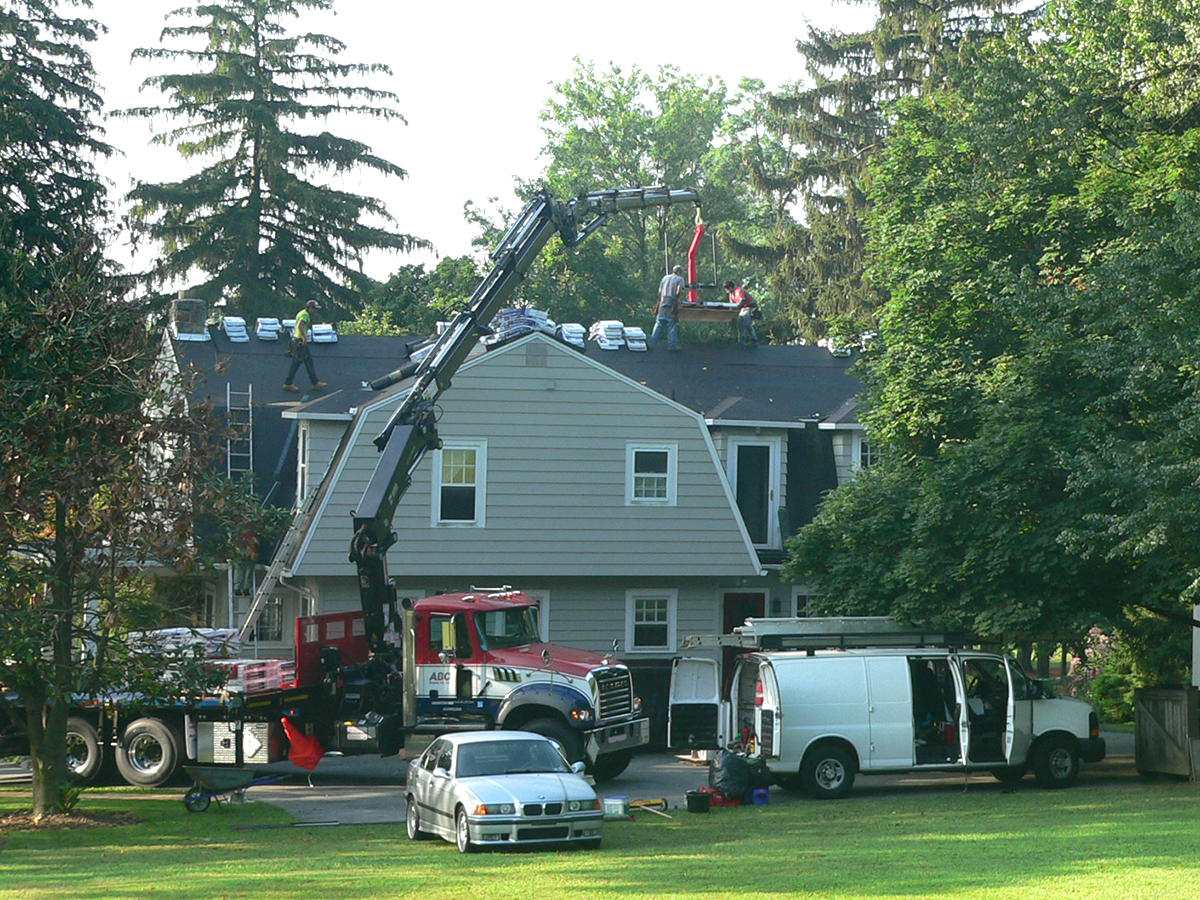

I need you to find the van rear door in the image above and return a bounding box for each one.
[755,661,782,758]
[668,657,727,750]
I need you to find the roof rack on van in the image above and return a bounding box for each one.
[679,616,966,652]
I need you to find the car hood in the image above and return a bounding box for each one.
[460,772,595,804]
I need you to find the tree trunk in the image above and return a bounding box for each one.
[31,495,77,820]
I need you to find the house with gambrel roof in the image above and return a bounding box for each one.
[166,324,863,741]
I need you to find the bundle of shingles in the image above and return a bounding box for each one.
[484,307,557,346]
[623,325,647,351]
[589,320,625,350]
[557,322,586,349]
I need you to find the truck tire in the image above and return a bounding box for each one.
[589,748,634,782]
[114,718,182,787]
[1032,734,1079,788]
[524,717,584,765]
[65,717,104,784]
[800,741,857,800]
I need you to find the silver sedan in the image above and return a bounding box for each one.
[405,730,604,853]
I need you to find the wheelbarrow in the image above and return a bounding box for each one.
[182,764,290,813]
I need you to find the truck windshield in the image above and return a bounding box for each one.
[474,608,540,650]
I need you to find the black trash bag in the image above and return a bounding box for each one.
[709,748,752,796]
[747,756,773,789]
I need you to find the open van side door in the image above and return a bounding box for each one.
[948,653,971,766]
[755,661,782,758]
[668,657,728,750]
[1005,658,1034,765]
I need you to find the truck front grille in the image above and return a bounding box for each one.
[594,668,633,720]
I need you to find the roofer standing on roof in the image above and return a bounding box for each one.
[649,264,684,352]
[283,299,328,392]
[725,280,759,346]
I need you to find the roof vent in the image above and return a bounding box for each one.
[222,316,250,342]
[255,317,282,341]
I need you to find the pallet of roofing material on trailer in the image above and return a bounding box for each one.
[676,302,738,323]
[678,616,966,651]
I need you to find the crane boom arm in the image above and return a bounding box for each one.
[348,186,700,653]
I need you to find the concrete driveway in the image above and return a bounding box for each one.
[241,731,1136,825]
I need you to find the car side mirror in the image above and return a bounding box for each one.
[570,761,586,776]
[433,767,450,779]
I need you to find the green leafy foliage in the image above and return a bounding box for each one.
[123,0,426,323]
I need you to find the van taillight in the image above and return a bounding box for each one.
[755,680,764,707]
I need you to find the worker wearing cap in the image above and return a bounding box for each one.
[649,264,685,352]
[283,298,328,392]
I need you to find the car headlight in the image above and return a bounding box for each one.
[568,799,601,811]
[472,803,515,815]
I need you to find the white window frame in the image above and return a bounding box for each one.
[297,424,310,503]
[522,589,550,643]
[853,434,881,470]
[624,588,677,653]
[625,442,678,506]
[431,440,487,527]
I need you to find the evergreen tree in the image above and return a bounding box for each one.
[123,0,425,322]
[732,0,1024,343]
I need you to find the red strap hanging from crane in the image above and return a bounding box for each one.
[686,217,706,304]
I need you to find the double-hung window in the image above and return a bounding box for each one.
[433,441,486,526]
[625,589,677,652]
[626,442,677,505]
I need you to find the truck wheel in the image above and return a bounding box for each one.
[406,794,431,840]
[801,741,856,800]
[524,718,584,765]
[1032,735,1079,788]
[65,717,104,784]
[589,749,634,782]
[115,718,182,787]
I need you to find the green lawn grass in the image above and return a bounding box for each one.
[3,780,1199,899]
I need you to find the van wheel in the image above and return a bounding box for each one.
[65,717,104,784]
[114,718,182,787]
[990,765,1026,785]
[1032,735,1079,788]
[801,742,856,799]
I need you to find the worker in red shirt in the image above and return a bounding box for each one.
[724,280,759,346]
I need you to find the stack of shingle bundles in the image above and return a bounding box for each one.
[558,322,586,349]
[485,307,557,345]
[310,323,338,343]
[222,316,250,342]
[623,325,647,351]
[589,319,625,350]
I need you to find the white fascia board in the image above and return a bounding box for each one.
[281,409,356,422]
[817,422,865,431]
[480,335,762,574]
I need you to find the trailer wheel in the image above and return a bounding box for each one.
[524,717,584,765]
[115,718,182,787]
[800,741,857,800]
[65,717,104,784]
[588,749,633,782]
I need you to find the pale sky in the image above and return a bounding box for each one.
[88,0,873,280]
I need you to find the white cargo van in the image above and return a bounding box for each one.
[669,624,1105,799]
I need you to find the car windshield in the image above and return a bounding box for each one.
[455,740,570,778]
[474,607,539,651]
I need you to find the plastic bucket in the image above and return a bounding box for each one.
[603,796,630,818]
[685,790,712,814]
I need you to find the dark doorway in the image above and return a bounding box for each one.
[722,592,765,695]
[734,444,771,544]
